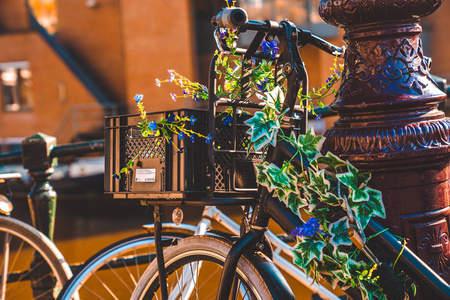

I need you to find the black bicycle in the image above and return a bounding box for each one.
[107,8,450,300]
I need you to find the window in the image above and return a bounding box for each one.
[1,62,34,112]
[28,0,58,34]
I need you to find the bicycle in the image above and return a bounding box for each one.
[0,172,73,299]
[125,7,450,300]
[57,206,341,299]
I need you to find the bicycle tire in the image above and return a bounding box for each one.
[131,235,286,300]
[0,215,72,299]
[57,232,191,300]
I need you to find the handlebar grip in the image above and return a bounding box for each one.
[211,8,248,28]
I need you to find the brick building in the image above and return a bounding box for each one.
[0,0,448,146]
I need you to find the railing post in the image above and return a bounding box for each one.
[319,0,450,292]
[21,133,58,299]
[21,133,57,240]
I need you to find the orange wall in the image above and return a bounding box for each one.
[119,0,201,112]
[57,0,126,104]
[0,32,100,141]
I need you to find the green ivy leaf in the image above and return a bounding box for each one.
[336,162,371,202]
[293,237,326,268]
[329,217,352,247]
[244,111,280,151]
[309,169,331,195]
[303,186,321,209]
[351,188,385,229]
[256,86,284,113]
[316,152,347,172]
[255,163,271,188]
[321,192,344,207]
[286,192,308,215]
[296,128,324,160]
[266,163,290,187]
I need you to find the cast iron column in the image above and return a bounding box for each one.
[319,0,450,286]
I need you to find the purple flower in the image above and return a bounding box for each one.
[205,133,212,144]
[223,115,232,126]
[149,121,157,131]
[134,94,144,103]
[190,115,197,125]
[167,114,176,122]
[190,135,195,143]
[170,93,177,101]
[261,39,279,59]
[178,131,185,140]
[155,79,161,87]
[291,218,321,238]
[182,89,188,95]
[220,31,228,40]
[256,78,269,92]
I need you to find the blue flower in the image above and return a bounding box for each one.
[149,121,158,131]
[190,135,195,143]
[155,79,161,87]
[182,89,188,95]
[261,39,279,59]
[223,115,232,126]
[178,131,185,140]
[205,133,212,144]
[220,31,228,40]
[177,147,185,154]
[134,94,144,103]
[167,114,176,122]
[190,115,197,125]
[170,93,177,101]
[168,137,173,145]
[193,94,199,102]
[113,174,120,180]
[256,78,269,92]
[291,218,321,238]
[315,114,322,121]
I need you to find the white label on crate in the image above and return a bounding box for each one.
[135,169,156,183]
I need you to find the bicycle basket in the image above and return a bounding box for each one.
[104,109,261,205]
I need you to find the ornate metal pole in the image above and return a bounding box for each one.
[319,0,450,287]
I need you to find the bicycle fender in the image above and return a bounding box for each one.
[246,250,296,299]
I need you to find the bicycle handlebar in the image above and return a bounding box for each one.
[211,8,343,57]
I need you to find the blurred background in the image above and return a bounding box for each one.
[0,0,448,297]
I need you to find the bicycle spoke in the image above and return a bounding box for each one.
[103,257,133,292]
[76,282,106,299]
[92,270,120,300]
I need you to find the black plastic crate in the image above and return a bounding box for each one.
[105,109,262,204]
[105,109,208,199]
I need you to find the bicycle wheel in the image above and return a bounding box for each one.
[0,215,72,300]
[131,235,275,300]
[58,232,192,300]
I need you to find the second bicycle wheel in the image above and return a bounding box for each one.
[0,216,72,300]
[131,235,276,300]
[58,231,192,300]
